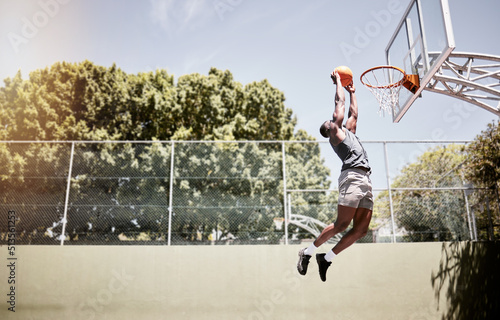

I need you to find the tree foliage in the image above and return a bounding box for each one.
[374,145,469,241]
[464,121,500,188]
[463,120,500,240]
[0,61,331,244]
[374,121,500,242]
[0,61,295,142]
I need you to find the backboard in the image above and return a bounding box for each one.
[386,0,455,122]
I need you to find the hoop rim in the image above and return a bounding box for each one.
[273,217,284,230]
[360,65,406,89]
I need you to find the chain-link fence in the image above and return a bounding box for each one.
[1,140,498,245]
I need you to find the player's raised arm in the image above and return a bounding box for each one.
[345,83,358,134]
[331,71,345,128]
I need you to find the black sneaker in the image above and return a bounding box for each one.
[297,248,312,275]
[316,253,332,282]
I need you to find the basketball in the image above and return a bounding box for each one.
[334,66,353,87]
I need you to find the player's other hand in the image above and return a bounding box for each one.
[330,71,340,85]
[345,83,356,93]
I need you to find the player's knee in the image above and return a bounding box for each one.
[354,226,368,238]
[336,221,350,232]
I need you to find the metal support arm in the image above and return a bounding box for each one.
[426,52,500,116]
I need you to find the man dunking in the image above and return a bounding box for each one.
[297,70,374,282]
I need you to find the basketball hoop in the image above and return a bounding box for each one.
[360,66,406,115]
[273,217,284,230]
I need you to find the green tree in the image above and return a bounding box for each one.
[374,145,470,241]
[463,120,500,240]
[0,61,331,244]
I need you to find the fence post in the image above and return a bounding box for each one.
[383,142,397,243]
[463,188,474,241]
[60,141,75,246]
[462,180,475,241]
[282,142,288,245]
[471,209,478,241]
[167,141,175,246]
[287,193,292,224]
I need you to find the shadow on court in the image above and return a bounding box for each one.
[431,241,500,320]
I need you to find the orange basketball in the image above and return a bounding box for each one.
[334,66,353,87]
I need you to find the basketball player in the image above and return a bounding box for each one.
[297,70,373,282]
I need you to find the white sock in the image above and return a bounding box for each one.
[324,250,337,262]
[304,243,317,256]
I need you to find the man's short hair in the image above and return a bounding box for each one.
[319,121,329,138]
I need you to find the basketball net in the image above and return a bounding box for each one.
[360,66,405,116]
[273,217,284,230]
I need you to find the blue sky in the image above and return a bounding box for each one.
[1,0,499,186]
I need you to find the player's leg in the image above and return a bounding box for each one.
[330,169,373,254]
[330,207,372,255]
[314,205,356,247]
[315,170,373,281]
[298,169,359,276]
[315,205,361,281]
[297,205,355,275]
[317,168,369,251]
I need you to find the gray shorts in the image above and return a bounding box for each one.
[338,168,373,210]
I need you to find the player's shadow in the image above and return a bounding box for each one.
[431,241,500,320]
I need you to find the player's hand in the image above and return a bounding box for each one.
[345,83,356,93]
[330,71,340,85]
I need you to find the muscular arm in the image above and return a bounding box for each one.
[345,84,358,134]
[327,71,346,145]
[332,72,345,128]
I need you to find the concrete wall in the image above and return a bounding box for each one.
[1,242,499,319]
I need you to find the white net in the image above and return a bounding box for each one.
[360,66,405,116]
[273,217,284,230]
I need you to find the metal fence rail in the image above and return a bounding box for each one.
[0,140,498,245]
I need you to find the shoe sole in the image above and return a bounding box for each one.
[297,249,308,275]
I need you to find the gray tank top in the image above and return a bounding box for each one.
[332,129,370,172]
